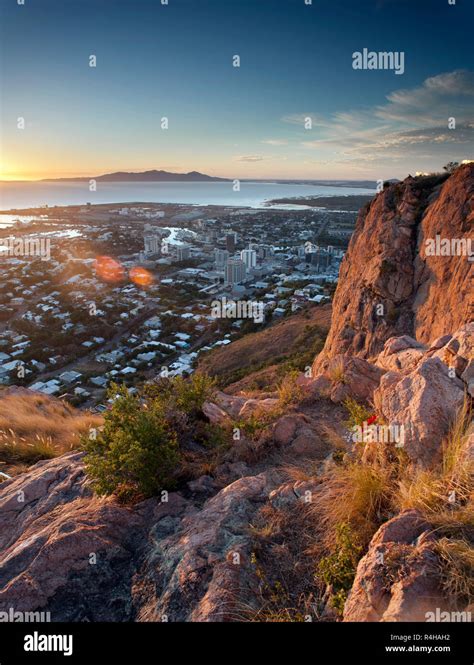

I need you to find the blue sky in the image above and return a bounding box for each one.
[1,0,473,179]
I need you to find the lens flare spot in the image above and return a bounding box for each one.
[130,266,153,288]
[94,256,125,283]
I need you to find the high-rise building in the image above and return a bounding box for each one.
[226,232,237,252]
[175,246,191,261]
[214,249,229,270]
[250,243,274,260]
[225,258,246,285]
[240,248,257,270]
[259,244,274,260]
[144,235,161,256]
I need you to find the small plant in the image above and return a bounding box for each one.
[443,161,459,174]
[235,414,267,439]
[328,358,346,384]
[277,370,303,406]
[343,397,372,430]
[316,522,363,615]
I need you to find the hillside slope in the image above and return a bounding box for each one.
[198,303,331,389]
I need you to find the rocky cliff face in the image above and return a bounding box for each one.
[314,164,473,373]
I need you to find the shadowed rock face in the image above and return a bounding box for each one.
[0,453,159,621]
[314,164,473,373]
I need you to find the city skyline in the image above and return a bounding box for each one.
[1,0,473,181]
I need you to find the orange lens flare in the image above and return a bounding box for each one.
[129,266,154,288]
[94,256,125,283]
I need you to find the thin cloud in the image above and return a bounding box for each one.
[283,70,474,166]
[233,154,266,162]
[261,139,289,146]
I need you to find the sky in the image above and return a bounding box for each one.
[0,0,473,181]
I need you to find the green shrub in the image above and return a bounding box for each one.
[143,372,216,416]
[84,374,226,499]
[343,396,372,429]
[316,522,363,615]
[84,384,179,498]
[174,372,216,414]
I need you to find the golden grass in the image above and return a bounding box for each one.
[276,370,304,406]
[309,398,473,610]
[0,391,102,467]
[308,400,472,552]
[435,537,474,606]
[198,304,332,380]
[327,357,345,384]
[395,400,473,521]
[312,450,396,550]
[280,462,321,484]
[239,399,473,618]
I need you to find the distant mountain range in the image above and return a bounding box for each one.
[39,170,230,183]
[1,171,399,187]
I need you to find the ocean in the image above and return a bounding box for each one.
[0,180,375,213]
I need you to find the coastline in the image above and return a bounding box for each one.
[0,181,376,214]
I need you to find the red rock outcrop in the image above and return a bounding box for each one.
[314,164,473,373]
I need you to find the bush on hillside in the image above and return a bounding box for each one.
[84,373,218,499]
[84,384,179,498]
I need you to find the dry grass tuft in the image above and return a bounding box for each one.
[312,447,397,550]
[0,391,102,470]
[327,358,345,384]
[435,537,474,607]
[395,400,473,522]
[276,370,304,406]
[320,423,349,452]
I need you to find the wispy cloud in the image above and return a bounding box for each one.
[233,154,266,162]
[281,71,474,170]
[261,139,289,146]
[375,70,474,124]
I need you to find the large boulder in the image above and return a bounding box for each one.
[344,511,448,622]
[431,323,474,384]
[202,401,233,427]
[311,355,384,404]
[376,335,426,372]
[138,472,278,621]
[374,357,466,467]
[238,397,279,419]
[256,412,330,459]
[0,453,180,620]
